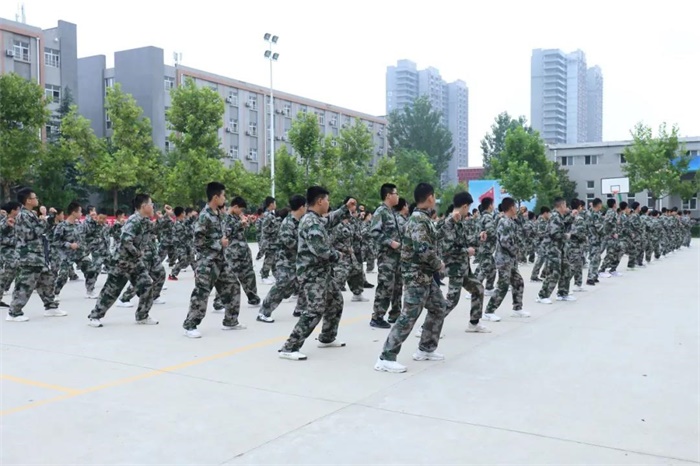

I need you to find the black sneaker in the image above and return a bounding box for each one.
[292,310,301,317]
[363,281,374,289]
[387,316,399,324]
[0,301,8,308]
[530,277,542,282]
[586,279,596,286]
[594,278,600,283]
[370,318,391,329]
[340,286,347,292]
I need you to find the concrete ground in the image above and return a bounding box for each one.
[1,242,698,465]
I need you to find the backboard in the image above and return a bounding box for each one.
[601,177,630,194]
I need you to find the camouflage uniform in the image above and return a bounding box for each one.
[441,214,484,322]
[52,220,98,296]
[485,215,524,313]
[624,212,642,269]
[182,205,241,331]
[567,212,587,287]
[109,221,123,253]
[259,214,306,317]
[8,207,59,317]
[537,211,571,299]
[475,211,497,291]
[279,206,350,352]
[530,216,549,281]
[379,208,447,362]
[88,213,157,322]
[388,214,408,318]
[82,216,107,271]
[681,214,692,247]
[361,220,376,272]
[649,216,662,259]
[370,204,403,322]
[586,210,605,282]
[214,213,261,308]
[255,215,264,260]
[349,215,367,291]
[119,219,166,303]
[260,210,279,279]
[601,209,623,272]
[156,215,176,267]
[0,216,18,295]
[170,217,194,278]
[331,219,363,295]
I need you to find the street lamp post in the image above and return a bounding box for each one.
[264,33,279,197]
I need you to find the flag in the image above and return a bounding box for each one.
[479,186,495,203]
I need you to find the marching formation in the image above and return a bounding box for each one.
[0,183,695,373]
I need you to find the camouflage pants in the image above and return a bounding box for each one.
[531,245,548,280]
[214,261,262,309]
[587,241,603,281]
[260,266,306,317]
[158,243,177,267]
[652,237,661,259]
[0,255,18,293]
[601,239,623,272]
[55,256,98,296]
[280,276,344,352]
[567,244,585,287]
[485,260,524,313]
[120,262,165,302]
[261,249,277,279]
[88,264,155,321]
[372,252,402,321]
[538,246,570,299]
[91,247,110,272]
[623,239,638,269]
[364,247,376,272]
[182,258,240,330]
[9,265,58,317]
[171,247,194,277]
[475,251,496,290]
[380,281,447,362]
[333,253,364,295]
[445,261,484,323]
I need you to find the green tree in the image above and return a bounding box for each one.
[437,182,468,212]
[0,73,48,201]
[388,96,454,180]
[480,112,532,176]
[623,122,691,204]
[159,150,225,206]
[672,171,700,205]
[394,149,438,190]
[222,161,270,208]
[492,126,549,178]
[554,163,578,203]
[78,84,160,212]
[288,112,321,180]
[335,119,374,200]
[535,162,563,210]
[363,156,403,209]
[274,145,306,204]
[500,160,537,206]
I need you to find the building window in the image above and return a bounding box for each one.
[228,118,238,133]
[584,155,598,165]
[226,91,238,106]
[247,95,258,110]
[105,112,112,130]
[165,140,171,152]
[164,76,175,91]
[586,193,595,201]
[104,77,114,96]
[229,145,238,159]
[619,154,627,164]
[560,156,574,166]
[586,180,594,190]
[627,193,636,203]
[647,194,654,208]
[208,84,218,91]
[44,48,60,67]
[682,195,698,210]
[248,121,257,136]
[317,112,325,125]
[45,85,61,104]
[283,102,292,116]
[300,105,308,114]
[13,40,30,61]
[248,148,258,160]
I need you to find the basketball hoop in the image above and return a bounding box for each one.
[612,189,620,201]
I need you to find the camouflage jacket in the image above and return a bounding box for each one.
[332,220,355,255]
[113,213,152,270]
[545,211,568,250]
[171,220,189,252]
[534,217,548,245]
[194,205,226,263]
[260,210,280,252]
[569,212,588,247]
[296,206,349,282]
[370,204,402,257]
[110,222,123,244]
[441,215,476,265]
[142,219,160,266]
[586,210,605,243]
[477,211,497,255]
[156,216,175,246]
[603,208,619,238]
[495,216,519,266]
[14,207,48,267]
[275,214,300,271]
[0,216,17,260]
[361,221,375,257]
[224,213,251,263]
[53,220,89,261]
[81,216,101,250]
[626,212,642,241]
[400,208,442,287]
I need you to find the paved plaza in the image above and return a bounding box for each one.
[1,242,698,465]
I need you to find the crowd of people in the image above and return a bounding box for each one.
[0,182,695,373]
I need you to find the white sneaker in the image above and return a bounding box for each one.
[222,323,247,330]
[414,327,423,338]
[317,340,346,348]
[598,272,612,278]
[85,291,98,299]
[256,313,274,323]
[464,293,471,300]
[610,271,623,277]
[483,289,496,297]
[6,314,29,322]
[556,295,577,302]
[261,277,275,285]
[116,301,134,308]
[212,307,224,314]
[412,350,445,361]
[279,351,307,361]
[44,308,67,317]
[482,313,501,322]
[511,310,531,318]
[374,358,406,373]
[162,284,168,290]
[466,323,491,333]
[626,267,637,272]
[153,298,166,305]
[136,317,159,325]
[184,329,201,338]
[573,286,585,292]
[88,318,103,328]
[351,293,369,302]
[536,297,553,304]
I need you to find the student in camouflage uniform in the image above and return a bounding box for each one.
[182,183,245,338]
[475,197,497,294]
[625,202,643,270]
[640,206,653,264]
[110,210,126,253]
[254,208,265,260]
[374,183,447,374]
[169,208,195,279]
[648,210,663,260]
[87,194,158,327]
[278,187,355,360]
[681,210,693,248]
[46,208,64,276]
[530,207,551,282]
[361,211,376,273]
[388,197,409,319]
[585,198,605,286]
[259,197,279,284]
[6,188,64,321]
[0,201,21,307]
[331,200,369,303]
[156,205,176,266]
[537,198,576,304]
[257,195,307,322]
[92,211,111,273]
[600,199,623,277]
[369,183,402,329]
[53,202,99,299]
[567,199,588,291]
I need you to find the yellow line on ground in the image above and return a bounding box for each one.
[0,374,82,395]
[0,313,370,417]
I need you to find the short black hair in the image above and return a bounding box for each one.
[570,198,579,209]
[206,182,226,201]
[380,183,397,201]
[17,187,35,205]
[264,196,276,209]
[277,207,290,219]
[661,207,668,213]
[553,197,566,209]
[607,199,617,209]
[185,207,194,215]
[650,210,659,217]
[408,202,417,215]
[132,193,151,211]
[641,206,649,214]
[592,198,603,207]
[174,206,185,217]
[619,201,628,210]
[289,194,306,211]
[413,183,434,204]
[539,206,550,214]
[394,197,407,212]
[472,208,478,214]
[631,201,640,211]
[115,209,125,217]
[3,201,21,213]
[480,197,493,211]
[671,206,678,213]
[86,205,95,213]
[66,202,81,215]
[528,211,536,220]
[53,208,64,216]
[306,186,329,206]
[501,197,516,212]
[453,192,474,208]
[231,196,247,208]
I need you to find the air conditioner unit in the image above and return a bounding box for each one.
[341,123,348,128]
[6,49,15,57]
[282,136,288,142]
[225,127,232,133]
[225,96,234,103]
[245,130,251,136]
[275,109,283,114]
[377,149,384,155]
[246,154,254,161]
[228,150,236,157]
[245,102,251,108]
[275,136,281,141]
[329,120,336,126]
[377,131,383,136]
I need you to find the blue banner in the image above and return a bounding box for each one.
[469,180,537,211]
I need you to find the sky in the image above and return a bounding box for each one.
[3,0,699,167]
